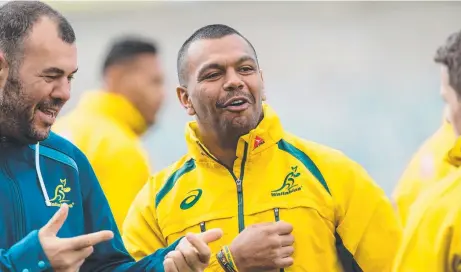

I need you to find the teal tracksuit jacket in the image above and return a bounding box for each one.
[0,132,176,271]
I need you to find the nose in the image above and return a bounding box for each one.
[223,69,244,92]
[50,80,71,103]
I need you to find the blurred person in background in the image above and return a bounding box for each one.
[53,37,165,231]
[392,107,456,227]
[123,24,401,272]
[0,1,219,271]
[393,29,461,272]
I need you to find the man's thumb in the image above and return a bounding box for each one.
[198,228,223,244]
[41,203,69,236]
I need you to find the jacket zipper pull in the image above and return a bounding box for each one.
[236,179,242,193]
[274,208,280,222]
[200,222,206,232]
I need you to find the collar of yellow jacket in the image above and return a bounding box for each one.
[78,91,147,135]
[447,138,461,167]
[185,103,284,161]
[445,117,461,166]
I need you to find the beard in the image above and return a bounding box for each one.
[0,72,60,143]
[218,92,262,135]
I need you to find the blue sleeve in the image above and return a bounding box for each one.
[0,230,52,272]
[76,150,178,272]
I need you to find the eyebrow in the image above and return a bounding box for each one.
[43,67,79,75]
[197,55,257,77]
[197,63,223,78]
[235,55,257,65]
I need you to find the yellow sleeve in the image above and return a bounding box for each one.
[391,151,425,226]
[122,177,167,260]
[392,197,461,271]
[90,140,151,232]
[332,160,402,272]
[392,120,456,227]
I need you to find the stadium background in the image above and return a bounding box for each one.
[46,1,461,195]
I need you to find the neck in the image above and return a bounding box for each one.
[99,88,149,135]
[104,84,132,107]
[0,124,27,146]
[0,112,39,146]
[0,115,14,139]
[198,123,241,169]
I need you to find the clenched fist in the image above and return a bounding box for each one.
[230,221,294,271]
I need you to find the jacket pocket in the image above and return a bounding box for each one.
[247,205,340,272]
[161,213,239,258]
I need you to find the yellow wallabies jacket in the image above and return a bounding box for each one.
[123,104,401,271]
[393,136,461,272]
[392,115,456,227]
[392,167,461,272]
[53,91,151,232]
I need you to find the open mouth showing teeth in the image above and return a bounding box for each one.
[229,99,246,106]
[39,108,57,118]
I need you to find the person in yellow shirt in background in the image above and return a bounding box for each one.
[393,30,461,272]
[392,107,456,226]
[122,24,401,272]
[53,37,165,231]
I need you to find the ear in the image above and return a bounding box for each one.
[0,52,10,90]
[176,85,196,116]
[259,69,267,101]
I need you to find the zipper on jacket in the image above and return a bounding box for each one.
[200,222,206,232]
[198,141,248,233]
[274,208,285,272]
[235,177,244,232]
[274,208,280,222]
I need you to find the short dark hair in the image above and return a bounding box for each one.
[102,37,158,74]
[0,1,75,68]
[177,24,258,87]
[435,30,461,96]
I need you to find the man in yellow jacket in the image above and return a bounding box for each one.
[392,110,456,226]
[393,30,461,271]
[53,37,165,231]
[122,24,401,271]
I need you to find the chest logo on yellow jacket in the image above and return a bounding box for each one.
[50,179,74,208]
[180,189,203,210]
[271,166,302,197]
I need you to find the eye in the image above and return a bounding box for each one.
[43,75,59,83]
[204,72,221,80]
[239,66,255,74]
[42,75,75,83]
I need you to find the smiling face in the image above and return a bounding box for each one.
[177,34,265,138]
[0,16,77,143]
